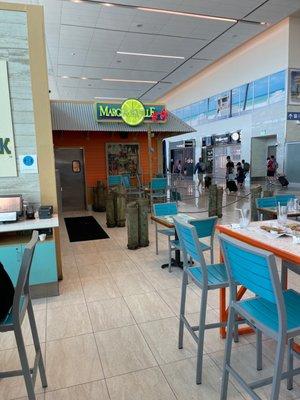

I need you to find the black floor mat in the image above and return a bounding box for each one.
[64,216,109,242]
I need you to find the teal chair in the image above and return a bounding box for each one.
[174,217,235,384]
[150,178,168,203]
[219,234,300,400]
[121,174,144,198]
[0,231,47,400]
[275,194,296,206]
[170,216,217,270]
[108,175,122,187]
[152,202,177,262]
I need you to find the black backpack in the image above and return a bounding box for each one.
[0,262,15,321]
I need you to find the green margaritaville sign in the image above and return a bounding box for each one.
[95,99,168,126]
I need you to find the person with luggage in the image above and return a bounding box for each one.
[236,162,245,189]
[226,156,237,193]
[242,159,250,176]
[194,157,206,189]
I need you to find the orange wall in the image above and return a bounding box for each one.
[53,131,158,187]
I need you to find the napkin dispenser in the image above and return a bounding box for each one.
[38,205,53,219]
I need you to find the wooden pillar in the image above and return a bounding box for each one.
[148,125,153,212]
[147,125,153,182]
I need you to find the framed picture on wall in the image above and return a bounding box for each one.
[106,143,140,176]
[289,69,300,105]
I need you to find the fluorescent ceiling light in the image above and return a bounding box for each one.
[136,7,237,23]
[81,77,88,80]
[103,2,114,6]
[116,51,185,60]
[61,75,69,79]
[102,78,158,84]
[94,97,127,100]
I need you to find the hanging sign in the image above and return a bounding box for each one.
[287,112,300,120]
[95,99,168,126]
[0,60,17,177]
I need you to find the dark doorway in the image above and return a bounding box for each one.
[55,148,86,212]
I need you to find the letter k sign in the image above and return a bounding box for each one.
[0,138,11,155]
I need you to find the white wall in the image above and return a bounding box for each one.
[159,19,289,110]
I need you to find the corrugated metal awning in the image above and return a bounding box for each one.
[50,101,195,134]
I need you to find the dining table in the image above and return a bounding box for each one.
[151,213,194,269]
[256,206,300,218]
[217,220,300,351]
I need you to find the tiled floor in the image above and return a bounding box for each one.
[1,184,300,399]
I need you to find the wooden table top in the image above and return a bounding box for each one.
[151,213,194,228]
[217,220,300,265]
[256,207,300,217]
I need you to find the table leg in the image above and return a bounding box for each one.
[161,229,183,269]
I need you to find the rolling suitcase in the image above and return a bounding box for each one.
[227,180,238,192]
[204,176,212,189]
[278,175,289,188]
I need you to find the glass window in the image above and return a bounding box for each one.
[269,70,285,103]
[253,76,268,108]
[244,82,254,111]
[231,87,240,116]
[207,95,217,119]
[199,99,208,119]
[72,160,81,173]
[217,91,230,118]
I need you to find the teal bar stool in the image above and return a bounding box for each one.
[152,203,177,264]
[275,194,296,206]
[170,216,217,266]
[0,231,47,400]
[174,217,236,384]
[219,234,300,400]
[150,177,168,203]
[108,175,122,186]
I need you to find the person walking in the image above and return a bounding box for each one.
[241,159,250,175]
[236,162,245,189]
[226,156,237,192]
[194,157,206,189]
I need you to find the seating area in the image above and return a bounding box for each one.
[2,1,300,399]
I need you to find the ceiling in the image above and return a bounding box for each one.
[4,0,300,101]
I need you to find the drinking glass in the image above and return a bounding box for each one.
[277,205,287,226]
[239,208,250,228]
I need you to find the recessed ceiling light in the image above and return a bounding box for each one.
[116,51,185,60]
[136,6,237,23]
[103,3,114,6]
[81,77,88,80]
[70,0,82,3]
[102,78,158,84]
[61,75,69,79]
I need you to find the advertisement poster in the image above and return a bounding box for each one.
[0,60,17,177]
[106,143,139,176]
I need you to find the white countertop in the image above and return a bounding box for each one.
[0,214,59,233]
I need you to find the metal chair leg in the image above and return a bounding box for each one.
[27,300,47,388]
[220,306,235,400]
[256,329,262,371]
[155,223,158,255]
[178,270,188,349]
[196,289,208,384]
[168,237,172,273]
[233,286,239,343]
[270,336,285,400]
[287,338,294,390]
[14,325,36,400]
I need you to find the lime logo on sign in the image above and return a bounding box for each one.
[121,99,145,126]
